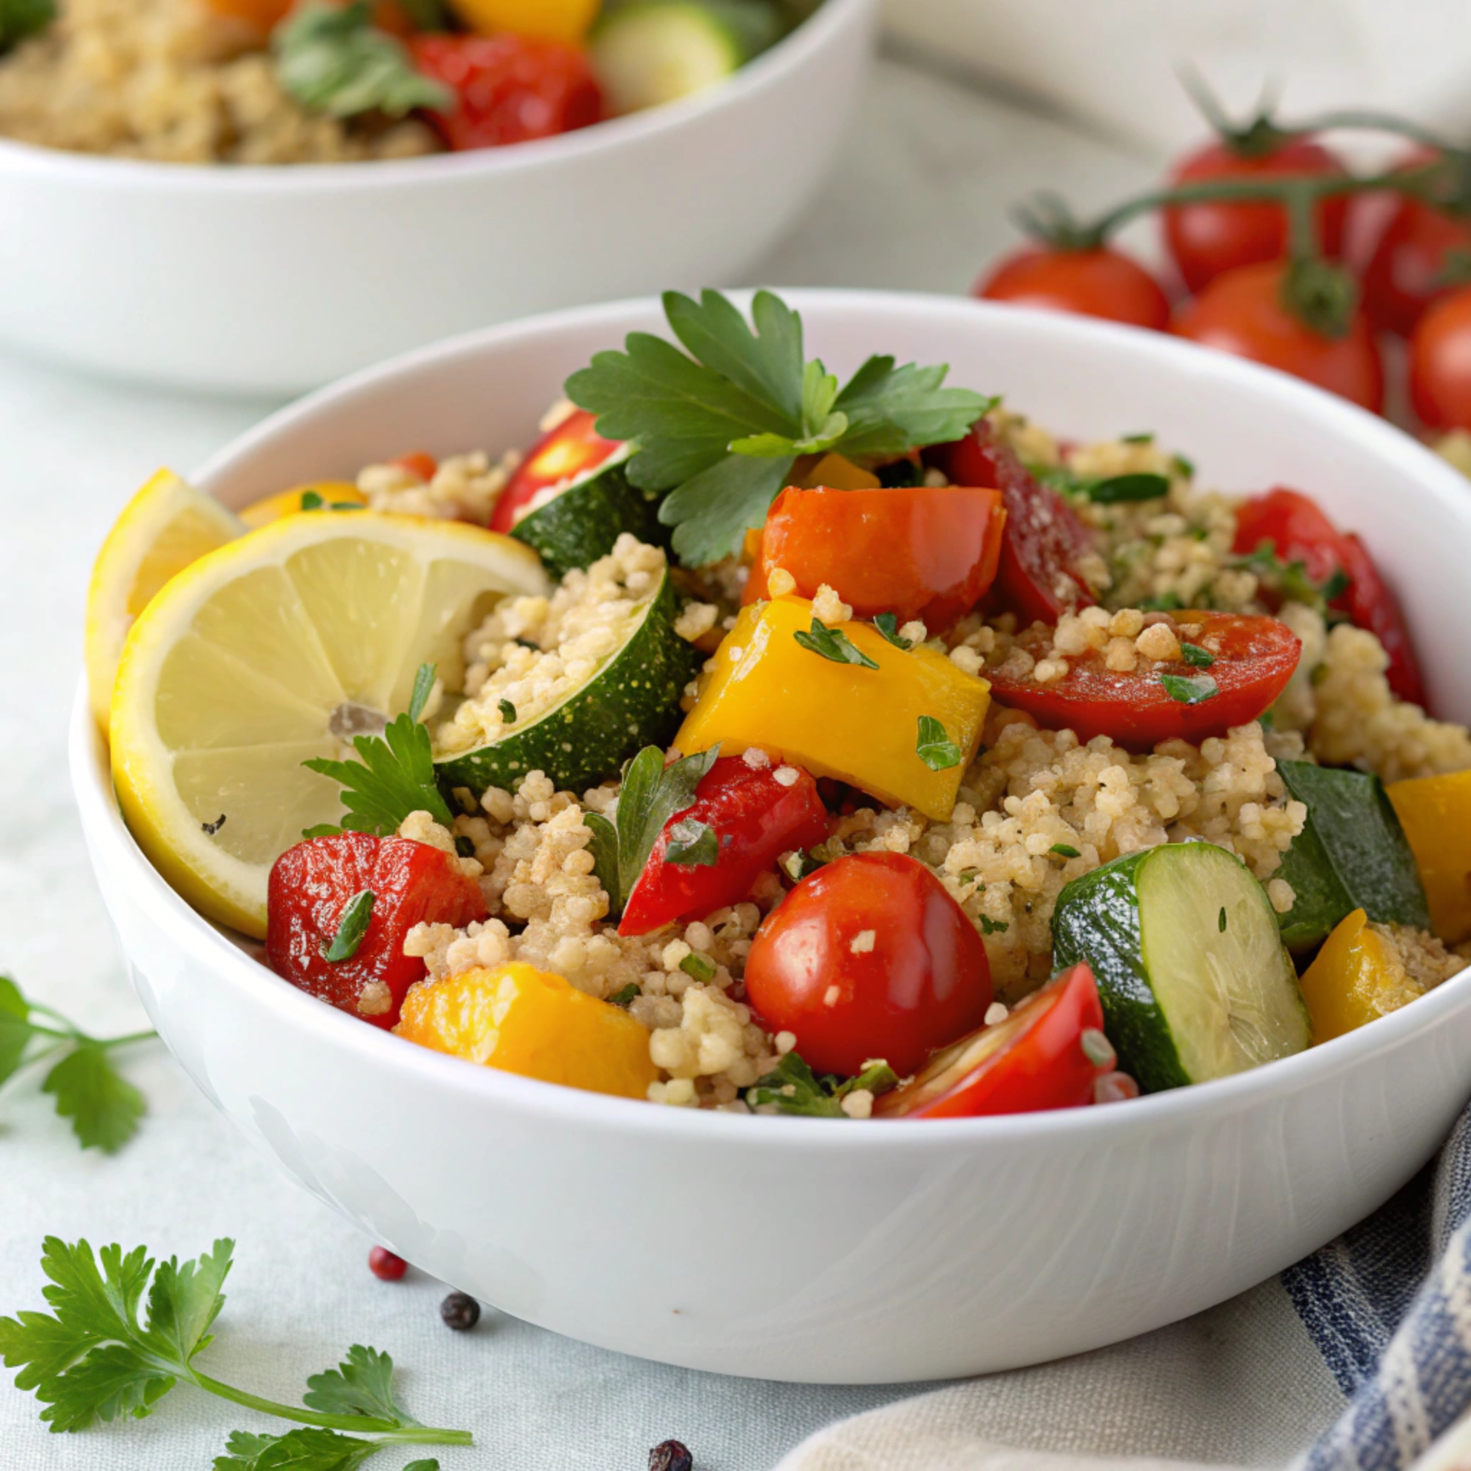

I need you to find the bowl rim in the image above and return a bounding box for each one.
[76,286,1471,1150]
[0,0,872,193]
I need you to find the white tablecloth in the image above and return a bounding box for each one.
[0,50,1343,1471]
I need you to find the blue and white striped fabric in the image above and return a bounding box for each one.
[1289,1108,1471,1471]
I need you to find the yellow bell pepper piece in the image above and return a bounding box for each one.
[238,482,366,529]
[794,454,883,491]
[1387,770,1471,944]
[1299,908,1432,1043]
[675,595,990,822]
[446,0,600,45]
[395,962,657,1100]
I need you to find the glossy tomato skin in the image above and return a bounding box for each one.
[618,757,831,938]
[1171,261,1384,412]
[744,853,992,1078]
[743,486,1006,630]
[939,419,1097,625]
[490,408,622,532]
[976,247,1171,331]
[985,610,1301,750]
[1163,137,1349,294]
[267,833,488,1030]
[412,34,604,151]
[1410,287,1471,431]
[1232,487,1426,708]
[877,963,1110,1119]
[1363,159,1471,336]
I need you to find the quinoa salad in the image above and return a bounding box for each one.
[92,289,1471,1122]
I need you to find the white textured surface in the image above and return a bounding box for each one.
[0,52,1343,1471]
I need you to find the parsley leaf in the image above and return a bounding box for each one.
[606,983,640,1007]
[1179,641,1215,669]
[679,953,717,983]
[565,289,992,565]
[321,891,375,964]
[1050,843,1081,858]
[1086,472,1170,505]
[1160,672,1219,705]
[303,664,453,838]
[915,714,963,771]
[979,914,1009,935]
[793,617,878,669]
[497,698,517,725]
[273,1,451,119]
[747,1054,898,1117]
[214,1426,379,1470]
[585,746,719,915]
[1235,539,1348,615]
[873,613,913,650]
[665,817,719,867]
[303,1346,416,1428]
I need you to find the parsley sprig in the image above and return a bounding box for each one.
[566,290,994,565]
[915,715,963,772]
[0,977,153,1153]
[0,1237,472,1466]
[585,746,719,915]
[794,617,878,669]
[304,665,453,839]
[748,1053,899,1117]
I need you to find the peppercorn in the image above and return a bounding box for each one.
[440,1291,481,1332]
[367,1246,407,1282]
[649,1440,693,1471]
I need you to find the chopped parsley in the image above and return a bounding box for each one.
[298,489,365,512]
[321,890,375,963]
[665,816,719,867]
[1087,472,1170,505]
[873,612,913,650]
[1137,591,1184,612]
[1171,453,1195,479]
[978,914,1009,935]
[1160,671,1219,705]
[1235,539,1349,614]
[915,714,963,771]
[679,953,717,983]
[1179,641,1215,668]
[1218,906,1228,933]
[793,617,878,669]
[1050,843,1081,859]
[1120,431,1155,444]
[748,1053,899,1117]
[606,983,640,1007]
[497,698,517,724]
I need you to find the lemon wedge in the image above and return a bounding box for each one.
[110,512,547,938]
[85,469,244,730]
[239,482,368,529]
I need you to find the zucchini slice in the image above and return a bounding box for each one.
[433,568,701,796]
[508,449,668,578]
[1273,759,1430,951]
[1052,842,1310,1091]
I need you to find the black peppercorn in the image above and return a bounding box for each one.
[649,1440,693,1471]
[439,1291,481,1331]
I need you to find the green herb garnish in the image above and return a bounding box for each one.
[303,663,453,838]
[679,953,718,983]
[274,1,452,119]
[915,714,963,771]
[665,817,719,867]
[978,914,1009,935]
[1121,432,1155,444]
[497,698,517,725]
[0,1237,472,1463]
[0,0,54,54]
[1171,453,1195,479]
[321,890,375,963]
[1236,540,1349,614]
[606,983,640,1007]
[565,289,993,565]
[748,1054,899,1117]
[1137,591,1184,612]
[873,612,913,650]
[454,836,475,859]
[1050,843,1081,859]
[584,746,719,915]
[1160,672,1219,705]
[1179,641,1215,668]
[1087,472,1171,505]
[794,617,879,669]
[298,489,364,513]
[1218,906,1228,933]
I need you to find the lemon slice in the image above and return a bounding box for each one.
[110,512,547,938]
[239,482,368,529]
[85,469,244,730]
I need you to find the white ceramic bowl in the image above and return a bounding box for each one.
[71,292,1471,1384]
[0,0,874,397]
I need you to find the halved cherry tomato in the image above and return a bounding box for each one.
[877,963,1113,1119]
[412,33,604,151]
[976,246,1171,331]
[742,485,1006,630]
[266,833,488,1030]
[1162,135,1349,294]
[744,852,992,1078]
[985,610,1301,749]
[1232,487,1425,708]
[490,408,622,532]
[390,451,438,483]
[938,419,1097,625]
[618,756,830,938]
[1171,261,1384,412]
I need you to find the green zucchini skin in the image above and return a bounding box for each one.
[433,570,701,796]
[1051,849,1193,1092]
[509,457,669,578]
[1273,759,1431,950]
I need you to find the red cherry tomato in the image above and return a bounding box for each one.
[1232,488,1425,708]
[412,34,604,151]
[1410,286,1471,431]
[938,419,1097,625]
[390,451,438,483]
[985,610,1301,750]
[1171,261,1384,412]
[490,408,622,532]
[266,833,487,1029]
[742,485,1006,630]
[618,756,831,938]
[976,246,1171,331]
[1162,135,1349,294]
[1363,151,1471,336]
[744,852,992,1078]
[876,963,1112,1119]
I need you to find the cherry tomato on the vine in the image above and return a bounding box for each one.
[976,246,1171,331]
[1171,261,1384,412]
[744,852,992,1079]
[1162,135,1349,293]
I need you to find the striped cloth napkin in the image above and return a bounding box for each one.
[775,1106,1471,1471]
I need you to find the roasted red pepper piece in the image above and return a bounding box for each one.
[490,407,622,532]
[618,755,830,938]
[266,833,487,1029]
